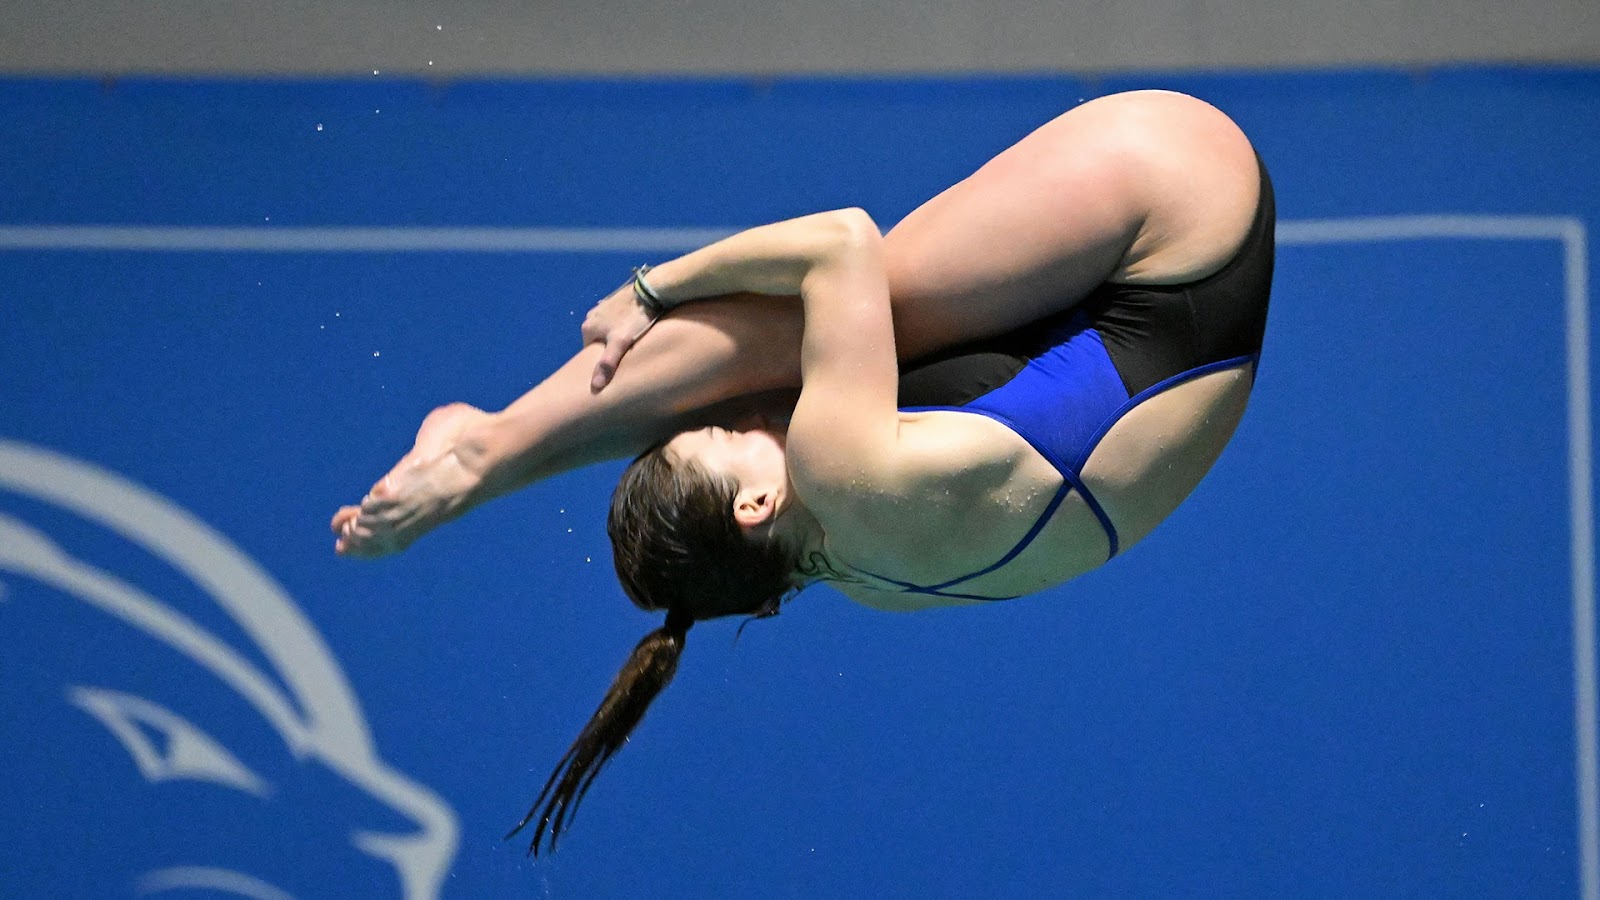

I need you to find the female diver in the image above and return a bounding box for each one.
[331,89,1275,853]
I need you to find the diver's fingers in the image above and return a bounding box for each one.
[590,334,635,393]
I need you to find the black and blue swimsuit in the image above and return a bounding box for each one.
[859,157,1277,602]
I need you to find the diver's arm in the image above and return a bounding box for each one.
[474,210,895,494]
[591,208,903,488]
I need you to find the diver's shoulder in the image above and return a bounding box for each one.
[806,411,1048,580]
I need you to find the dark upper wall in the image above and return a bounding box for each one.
[2,0,1597,76]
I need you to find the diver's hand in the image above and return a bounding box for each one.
[332,402,491,558]
[581,282,658,393]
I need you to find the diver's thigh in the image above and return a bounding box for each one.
[882,114,1146,359]
[882,90,1262,360]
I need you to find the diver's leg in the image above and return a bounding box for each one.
[333,294,805,556]
[470,294,802,487]
[885,90,1259,355]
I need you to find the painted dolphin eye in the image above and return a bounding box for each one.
[66,685,271,798]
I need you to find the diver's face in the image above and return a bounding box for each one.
[664,422,790,525]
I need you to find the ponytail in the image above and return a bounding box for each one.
[506,608,694,856]
[509,439,796,853]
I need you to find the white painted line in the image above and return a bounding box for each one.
[0,215,1593,895]
[1278,215,1595,900]
[1277,215,1579,244]
[1568,222,1598,900]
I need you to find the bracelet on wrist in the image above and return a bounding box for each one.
[631,265,668,317]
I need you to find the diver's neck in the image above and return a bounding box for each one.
[773,503,851,588]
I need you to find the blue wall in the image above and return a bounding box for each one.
[2,68,1597,898]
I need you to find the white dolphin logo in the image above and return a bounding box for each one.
[0,439,459,898]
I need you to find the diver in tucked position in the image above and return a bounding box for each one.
[331,89,1275,852]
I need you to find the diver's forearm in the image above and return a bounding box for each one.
[646,209,876,305]
[457,295,805,494]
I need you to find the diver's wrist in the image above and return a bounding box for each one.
[631,265,670,316]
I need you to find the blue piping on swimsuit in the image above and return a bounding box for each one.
[850,321,1257,601]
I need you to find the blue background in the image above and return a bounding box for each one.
[1,67,1596,897]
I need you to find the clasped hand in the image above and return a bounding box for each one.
[580,282,658,393]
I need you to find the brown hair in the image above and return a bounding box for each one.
[505,441,798,855]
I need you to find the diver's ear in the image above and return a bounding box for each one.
[732,488,776,530]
